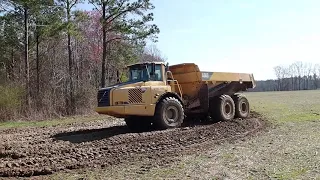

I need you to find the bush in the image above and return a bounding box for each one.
[0,85,24,121]
[120,73,129,82]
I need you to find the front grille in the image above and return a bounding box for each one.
[97,88,110,107]
[128,88,143,104]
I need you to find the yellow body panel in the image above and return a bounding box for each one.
[170,71,202,84]
[150,85,172,104]
[125,104,156,116]
[96,80,172,118]
[95,106,125,118]
[169,63,254,83]
[168,63,202,100]
[95,104,156,118]
[208,72,254,82]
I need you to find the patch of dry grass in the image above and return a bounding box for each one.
[0,114,106,129]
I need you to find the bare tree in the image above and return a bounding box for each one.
[293,61,303,90]
[314,64,320,89]
[303,63,312,89]
[289,64,295,90]
[24,5,30,110]
[273,66,282,91]
[140,44,166,62]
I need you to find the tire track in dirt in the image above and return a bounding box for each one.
[0,112,266,177]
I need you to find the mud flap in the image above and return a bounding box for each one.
[198,84,209,113]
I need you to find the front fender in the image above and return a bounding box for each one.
[155,92,184,107]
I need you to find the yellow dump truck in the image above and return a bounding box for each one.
[95,62,255,131]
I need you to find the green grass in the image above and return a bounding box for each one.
[0,114,105,129]
[271,168,309,180]
[245,90,320,123]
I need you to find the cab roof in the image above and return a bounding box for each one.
[127,61,166,67]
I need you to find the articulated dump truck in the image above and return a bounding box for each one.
[95,62,256,131]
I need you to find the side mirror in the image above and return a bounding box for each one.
[165,62,169,71]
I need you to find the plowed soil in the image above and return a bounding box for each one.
[0,112,266,178]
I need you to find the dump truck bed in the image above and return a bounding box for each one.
[169,63,255,87]
[168,63,256,113]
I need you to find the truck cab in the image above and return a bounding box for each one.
[96,62,181,116]
[95,62,184,131]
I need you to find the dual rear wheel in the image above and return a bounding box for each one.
[233,94,250,119]
[209,94,250,121]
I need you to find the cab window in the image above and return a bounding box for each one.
[153,64,163,81]
[128,64,163,82]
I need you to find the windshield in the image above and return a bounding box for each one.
[128,64,163,82]
[129,65,150,82]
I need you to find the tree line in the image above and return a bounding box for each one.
[0,0,164,121]
[250,61,320,92]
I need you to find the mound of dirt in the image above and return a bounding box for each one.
[0,112,266,177]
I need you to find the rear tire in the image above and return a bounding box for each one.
[153,97,184,129]
[233,94,250,118]
[210,94,235,121]
[124,116,152,132]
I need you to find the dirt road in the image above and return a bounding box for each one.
[0,113,265,178]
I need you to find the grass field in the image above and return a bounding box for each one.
[1,90,319,180]
[246,90,320,123]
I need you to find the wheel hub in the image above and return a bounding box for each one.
[165,106,178,123]
[241,102,247,112]
[225,103,231,115]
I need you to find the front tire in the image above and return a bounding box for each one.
[154,97,184,129]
